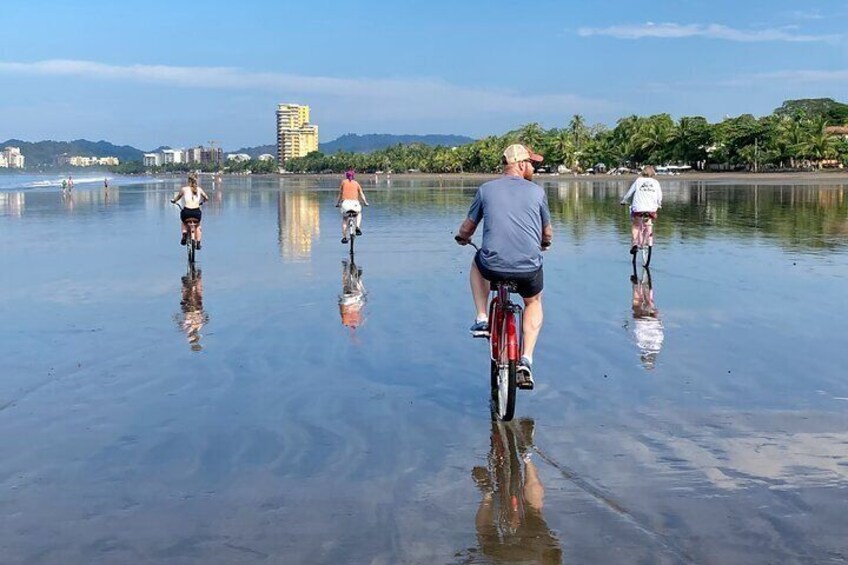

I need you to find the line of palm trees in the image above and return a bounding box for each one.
[285,111,848,174]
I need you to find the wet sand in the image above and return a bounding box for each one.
[1,177,847,563]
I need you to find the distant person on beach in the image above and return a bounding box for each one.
[335,170,369,244]
[455,144,553,388]
[67,176,74,192]
[61,179,67,191]
[620,165,662,255]
[171,173,209,248]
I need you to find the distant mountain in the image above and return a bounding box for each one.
[3,133,477,167]
[0,139,146,166]
[320,133,475,154]
[234,134,476,158]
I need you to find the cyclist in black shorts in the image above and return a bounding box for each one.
[456,144,553,387]
[171,173,209,248]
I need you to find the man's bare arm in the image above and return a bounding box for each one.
[457,218,478,243]
[542,224,553,248]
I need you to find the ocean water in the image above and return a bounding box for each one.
[1,175,846,564]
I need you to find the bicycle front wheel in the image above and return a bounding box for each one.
[492,360,517,421]
[188,238,196,264]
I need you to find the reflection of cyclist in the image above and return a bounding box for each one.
[455,144,553,387]
[339,259,366,329]
[630,269,664,370]
[620,165,662,255]
[171,173,209,248]
[471,419,563,564]
[176,269,209,352]
[335,170,369,244]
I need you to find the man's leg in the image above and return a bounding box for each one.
[630,218,639,247]
[470,260,489,321]
[521,292,543,361]
[196,223,202,243]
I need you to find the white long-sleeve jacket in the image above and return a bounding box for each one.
[621,177,662,213]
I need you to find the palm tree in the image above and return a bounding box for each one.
[548,129,575,169]
[801,117,838,167]
[632,115,675,164]
[517,123,545,151]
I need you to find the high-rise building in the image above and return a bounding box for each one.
[276,103,319,163]
[2,147,25,168]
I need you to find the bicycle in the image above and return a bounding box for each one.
[456,236,523,421]
[631,212,654,268]
[344,209,358,254]
[173,203,201,266]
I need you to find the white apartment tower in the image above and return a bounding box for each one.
[2,147,25,168]
[276,103,319,163]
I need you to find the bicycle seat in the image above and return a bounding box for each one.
[637,212,654,218]
[491,280,520,292]
[344,210,359,218]
[185,219,200,226]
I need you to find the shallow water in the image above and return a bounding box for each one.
[1,176,847,564]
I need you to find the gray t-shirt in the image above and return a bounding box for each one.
[467,176,551,273]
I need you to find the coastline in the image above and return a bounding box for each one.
[243,170,848,183]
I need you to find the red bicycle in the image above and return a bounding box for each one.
[457,237,522,421]
[631,212,654,268]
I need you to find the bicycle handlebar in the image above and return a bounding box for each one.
[455,235,479,251]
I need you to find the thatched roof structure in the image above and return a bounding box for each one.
[825,126,848,135]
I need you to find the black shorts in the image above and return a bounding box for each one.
[475,252,544,298]
[180,208,202,223]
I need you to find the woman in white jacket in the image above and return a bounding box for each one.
[620,166,662,255]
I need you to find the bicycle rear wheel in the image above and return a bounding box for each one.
[491,309,517,421]
[492,360,517,421]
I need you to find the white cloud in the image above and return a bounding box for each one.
[754,69,848,82]
[577,22,839,43]
[0,59,612,122]
[725,69,848,86]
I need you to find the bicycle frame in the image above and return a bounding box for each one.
[489,284,522,365]
[633,213,654,268]
[345,210,358,253]
[637,214,653,248]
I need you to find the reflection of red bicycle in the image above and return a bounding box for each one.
[458,237,521,421]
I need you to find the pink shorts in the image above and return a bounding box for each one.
[631,211,657,220]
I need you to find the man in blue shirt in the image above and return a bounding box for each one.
[456,144,553,388]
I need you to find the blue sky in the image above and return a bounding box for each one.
[1,0,846,149]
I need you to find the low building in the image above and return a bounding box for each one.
[258,154,276,162]
[57,155,120,167]
[143,153,161,167]
[162,149,185,164]
[825,126,848,139]
[226,153,252,162]
[2,146,25,168]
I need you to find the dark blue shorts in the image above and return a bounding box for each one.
[475,252,544,298]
